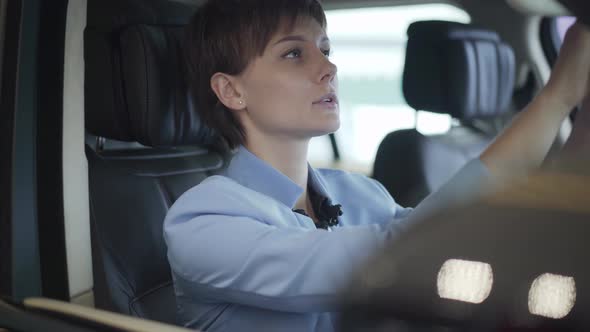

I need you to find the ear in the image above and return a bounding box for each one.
[210,73,247,111]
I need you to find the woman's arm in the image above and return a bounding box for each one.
[480,22,590,179]
[559,95,590,158]
[164,179,407,313]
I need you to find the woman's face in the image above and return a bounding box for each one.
[235,16,340,142]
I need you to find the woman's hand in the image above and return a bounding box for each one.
[544,21,590,112]
[480,21,590,180]
[548,22,590,160]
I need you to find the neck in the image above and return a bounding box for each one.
[244,136,310,190]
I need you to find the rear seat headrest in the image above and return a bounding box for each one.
[402,21,516,120]
[85,24,215,147]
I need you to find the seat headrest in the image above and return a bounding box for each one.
[402,21,516,120]
[85,24,215,147]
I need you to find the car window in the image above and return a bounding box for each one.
[555,16,576,43]
[308,4,471,174]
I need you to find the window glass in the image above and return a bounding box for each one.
[555,16,576,43]
[308,5,471,173]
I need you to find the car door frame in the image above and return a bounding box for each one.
[0,0,70,302]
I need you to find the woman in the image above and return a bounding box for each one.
[164,0,590,331]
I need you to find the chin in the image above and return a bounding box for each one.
[325,120,341,133]
[309,120,341,137]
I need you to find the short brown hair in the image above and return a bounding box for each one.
[184,0,327,150]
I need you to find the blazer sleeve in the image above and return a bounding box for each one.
[164,158,491,314]
[165,189,405,313]
[410,158,492,221]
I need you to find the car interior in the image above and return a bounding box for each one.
[0,0,588,331]
[84,1,225,323]
[342,161,590,331]
[373,19,516,207]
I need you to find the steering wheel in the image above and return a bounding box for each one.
[340,160,590,331]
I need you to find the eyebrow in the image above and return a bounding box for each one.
[273,35,330,46]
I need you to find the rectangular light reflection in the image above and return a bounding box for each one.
[529,273,576,319]
[437,259,493,304]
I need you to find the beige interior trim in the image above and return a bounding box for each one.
[524,16,573,144]
[23,298,196,332]
[63,0,93,298]
[526,17,551,84]
[70,289,95,308]
[506,0,570,16]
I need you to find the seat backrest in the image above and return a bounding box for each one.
[84,0,224,324]
[373,21,516,207]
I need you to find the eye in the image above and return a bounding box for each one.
[322,48,331,57]
[284,48,302,59]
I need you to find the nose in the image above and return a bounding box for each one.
[319,55,337,83]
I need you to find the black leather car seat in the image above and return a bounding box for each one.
[84,0,225,325]
[373,21,516,207]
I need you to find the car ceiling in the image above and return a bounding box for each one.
[169,0,533,33]
[168,0,557,91]
[169,0,537,77]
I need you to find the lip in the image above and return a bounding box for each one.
[312,92,339,106]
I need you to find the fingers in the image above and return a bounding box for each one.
[546,21,590,109]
